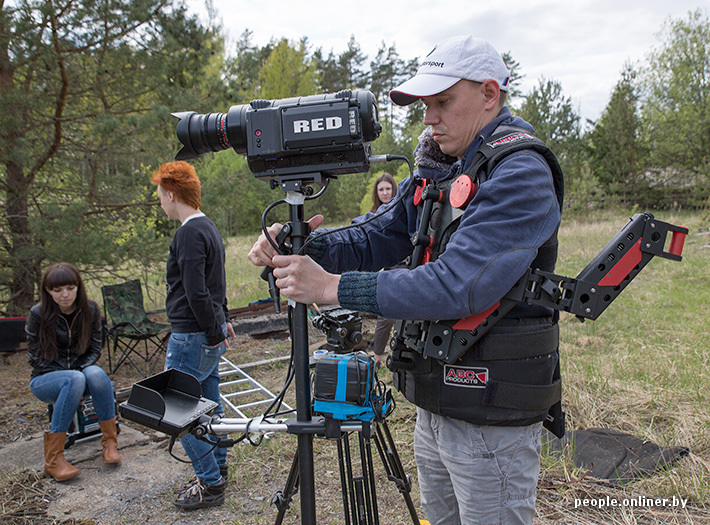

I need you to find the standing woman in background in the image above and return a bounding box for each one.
[26,263,120,481]
[369,173,398,366]
[369,172,397,213]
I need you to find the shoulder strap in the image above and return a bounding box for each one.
[463,128,565,211]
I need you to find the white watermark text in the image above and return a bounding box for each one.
[574,495,688,509]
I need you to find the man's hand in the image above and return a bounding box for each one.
[269,254,340,305]
[247,215,324,267]
[247,214,338,305]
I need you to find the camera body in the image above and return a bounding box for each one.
[173,90,381,181]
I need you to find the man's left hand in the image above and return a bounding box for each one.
[271,254,340,305]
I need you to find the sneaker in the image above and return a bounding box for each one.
[174,477,225,510]
[220,464,229,482]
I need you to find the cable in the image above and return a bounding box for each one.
[299,155,415,255]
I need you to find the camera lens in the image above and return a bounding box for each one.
[172,105,248,160]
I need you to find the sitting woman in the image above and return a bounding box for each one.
[26,262,120,481]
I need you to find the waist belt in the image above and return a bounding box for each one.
[469,324,559,361]
[483,377,561,411]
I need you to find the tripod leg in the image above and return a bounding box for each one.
[353,476,367,524]
[273,451,300,525]
[337,437,353,525]
[359,432,379,525]
[343,434,361,524]
[373,421,420,525]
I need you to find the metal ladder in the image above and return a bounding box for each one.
[218,355,293,418]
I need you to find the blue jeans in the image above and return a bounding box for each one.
[414,408,542,525]
[164,325,227,486]
[30,365,116,433]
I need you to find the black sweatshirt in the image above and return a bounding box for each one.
[165,215,228,346]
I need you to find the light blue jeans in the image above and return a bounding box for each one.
[164,325,227,487]
[414,408,542,525]
[30,365,116,433]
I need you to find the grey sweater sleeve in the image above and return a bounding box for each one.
[337,271,381,316]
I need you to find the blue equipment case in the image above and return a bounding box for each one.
[313,352,392,422]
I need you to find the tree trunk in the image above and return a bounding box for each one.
[5,162,38,315]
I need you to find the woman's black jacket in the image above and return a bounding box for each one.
[26,301,103,379]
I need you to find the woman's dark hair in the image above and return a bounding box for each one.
[38,263,93,360]
[369,172,397,213]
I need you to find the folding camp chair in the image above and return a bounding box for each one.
[101,279,170,378]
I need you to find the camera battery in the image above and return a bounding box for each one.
[313,352,373,406]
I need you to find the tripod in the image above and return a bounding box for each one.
[260,176,419,524]
[272,418,419,525]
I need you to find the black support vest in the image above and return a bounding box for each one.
[390,128,566,436]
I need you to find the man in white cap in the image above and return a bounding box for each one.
[249,35,564,524]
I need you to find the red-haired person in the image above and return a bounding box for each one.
[151,161,235,510]
[27,263,120,481]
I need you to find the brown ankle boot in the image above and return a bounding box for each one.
[44,431,80,481]
[99,417,121,464]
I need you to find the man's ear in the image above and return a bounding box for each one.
[481,79,501,110]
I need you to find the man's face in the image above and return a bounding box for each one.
[421,80,493,159]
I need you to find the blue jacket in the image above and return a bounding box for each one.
[310,107,561,322]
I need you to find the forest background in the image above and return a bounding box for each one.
[1,1,709,314]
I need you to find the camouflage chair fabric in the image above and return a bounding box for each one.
[101,279,170,377]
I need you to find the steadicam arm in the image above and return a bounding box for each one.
[519,212,687,320]
[423,212,688,364]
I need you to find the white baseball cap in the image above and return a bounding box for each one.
[390,35,510,106]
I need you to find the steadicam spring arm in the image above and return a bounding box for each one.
[421,212,688,364]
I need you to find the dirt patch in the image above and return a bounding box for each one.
[0,319,427,525]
